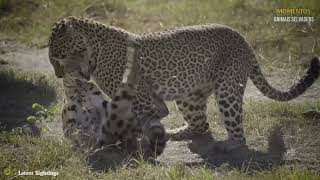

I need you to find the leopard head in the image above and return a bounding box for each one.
[48,17,93,80]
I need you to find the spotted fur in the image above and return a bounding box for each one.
[60,41,140,152]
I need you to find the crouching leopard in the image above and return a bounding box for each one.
[49,16,320,152]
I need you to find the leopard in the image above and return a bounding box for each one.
[49,17,169,156]
[62,72,108,151]
[60,44,140,153]
[49,16,320,152]
[57,38,166,157]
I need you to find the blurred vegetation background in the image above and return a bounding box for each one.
[0,0,319,71]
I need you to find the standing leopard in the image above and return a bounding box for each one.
[49,16,320,152]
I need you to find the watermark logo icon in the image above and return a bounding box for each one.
[3,167,12,176]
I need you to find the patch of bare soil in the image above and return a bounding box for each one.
[1,40,319,172]
[0,40,53,72]
[159,124,320,172]
[158,127,286,170]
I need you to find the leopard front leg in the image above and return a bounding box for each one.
[140,117,168,158]
[135,92,169,158]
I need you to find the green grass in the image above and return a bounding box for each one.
[0,133,73,179]
[0,133,320,180]
[1,100,320,179]
[1,0,320,179]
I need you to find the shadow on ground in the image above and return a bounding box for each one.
[159,126,287,172]
[0,69,57,135]
[187,126,285,171]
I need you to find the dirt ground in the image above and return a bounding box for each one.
[1,39,319,171]
[0,40,53,72]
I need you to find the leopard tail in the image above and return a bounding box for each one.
[249,56,320,101]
